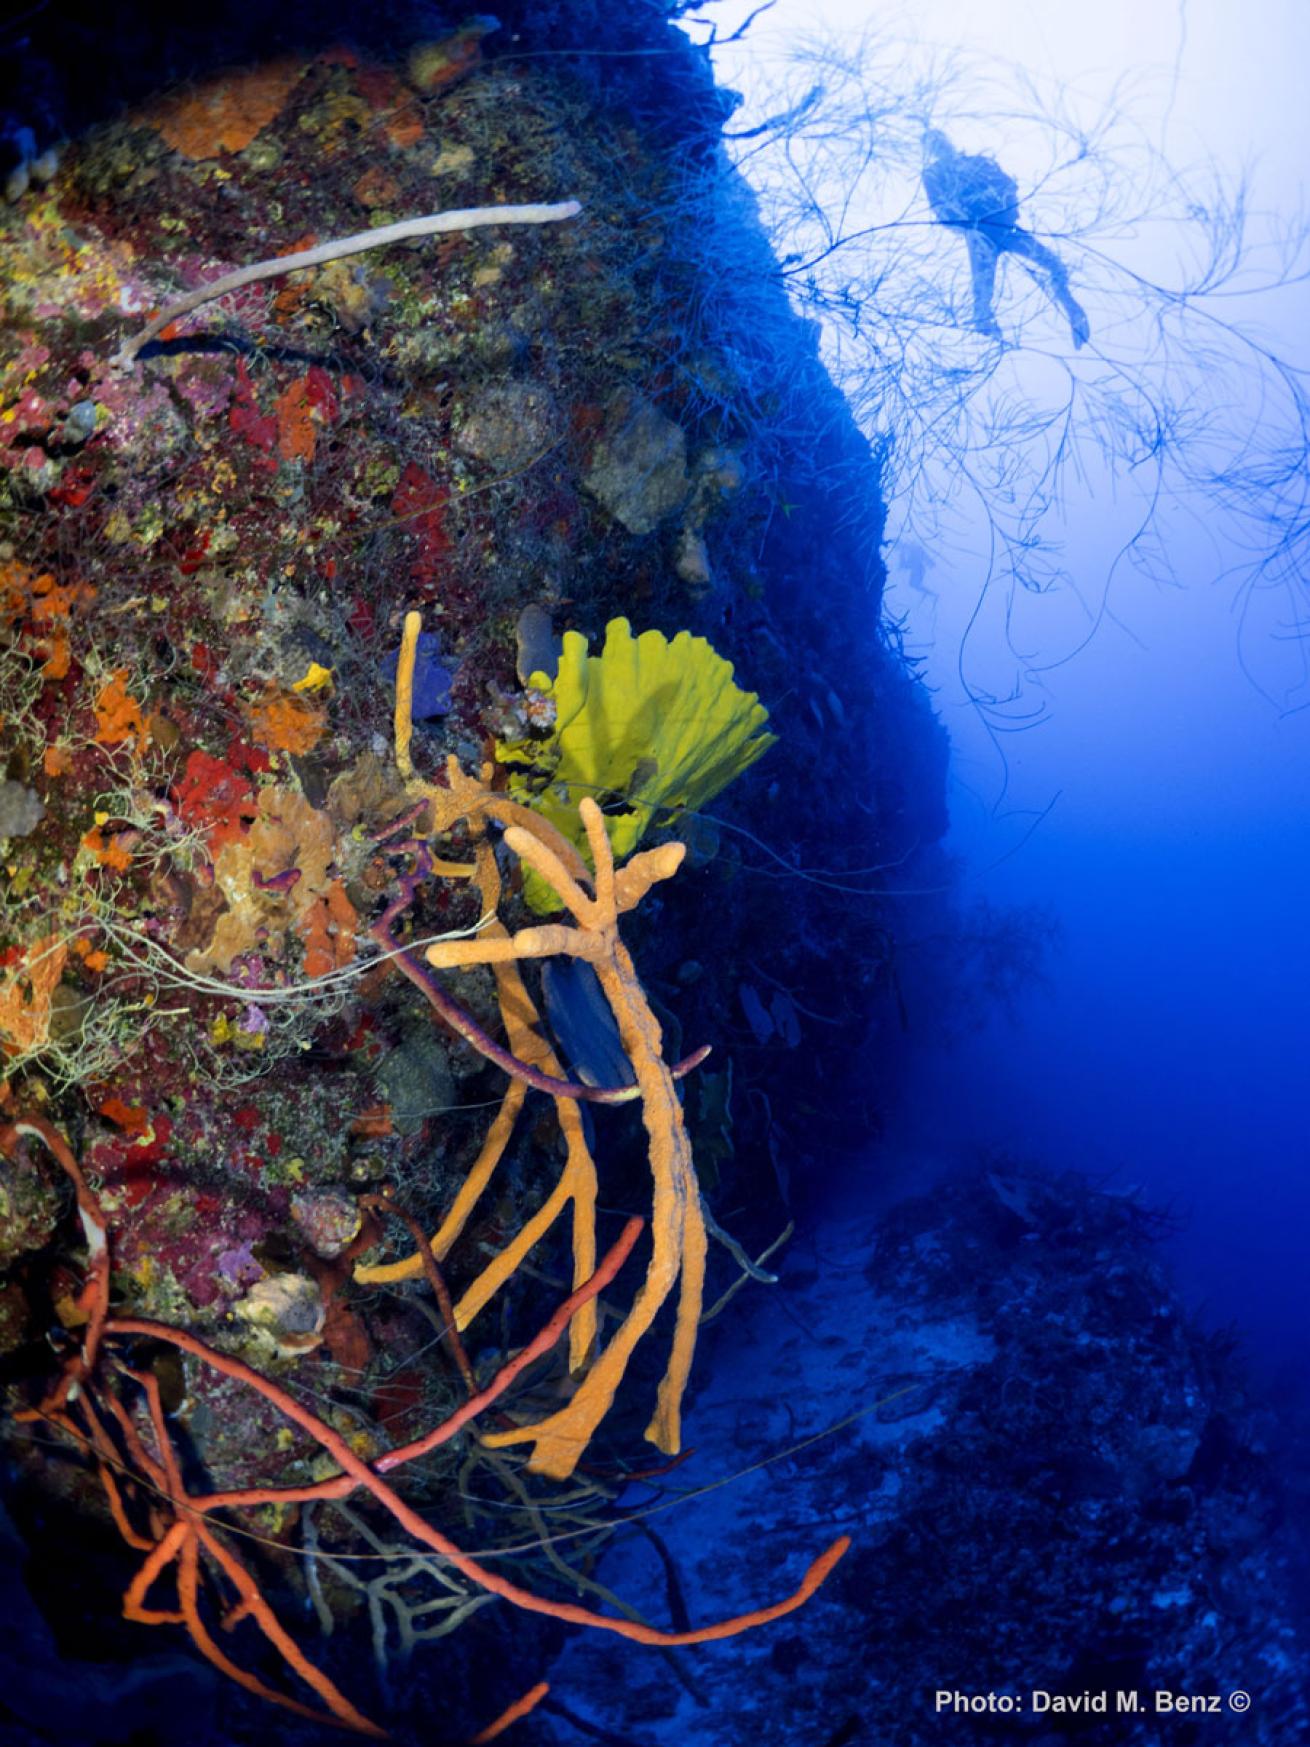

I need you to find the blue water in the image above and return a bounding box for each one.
[887,544,1310,1395]
[704,0,1310,1400]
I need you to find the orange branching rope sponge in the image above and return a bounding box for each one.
[355,821,603,1376]
[2,1114,850,1736]
[393,608,422,780]
[360,608,715,1475]
[417,798,710,1478]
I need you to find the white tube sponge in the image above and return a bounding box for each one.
[112,200,581,368]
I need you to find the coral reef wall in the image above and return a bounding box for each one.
[0,3,946,1740]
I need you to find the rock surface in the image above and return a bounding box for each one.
[548,1167,1309,1745]
[584,389,691,534]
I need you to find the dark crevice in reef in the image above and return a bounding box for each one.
[1,5,1303,1746]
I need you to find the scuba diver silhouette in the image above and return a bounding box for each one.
[922,129,1090,349]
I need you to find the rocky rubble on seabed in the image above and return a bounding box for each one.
[545,1165,1310,1746]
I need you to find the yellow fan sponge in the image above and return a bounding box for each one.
[499,617,775,910]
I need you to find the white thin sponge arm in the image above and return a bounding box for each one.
[112,200,582,368]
